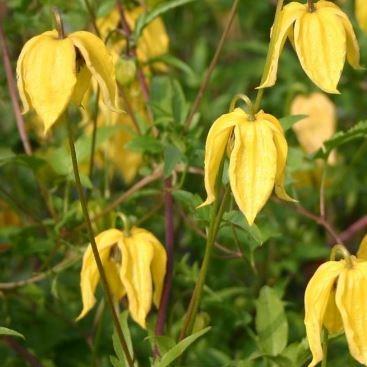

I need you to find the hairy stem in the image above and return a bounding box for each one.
[66,118,134,367]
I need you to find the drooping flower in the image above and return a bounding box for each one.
[97,6,169,73]
[259,1,361,94]
[200,108,294,225]
[77,227,167,329]
[356,0,367,33]
[17,30,119,133]
[291,92,337,164]
[305,236,367,366]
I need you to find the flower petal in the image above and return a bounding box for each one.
[119,232,155,329]
[335,262,367,365]
[199,109,243,208]
[304,261,344,367]
[294,6,346,94]
[69,31,120,112]
[258,2,305,89]
[259,112,295,202]
[77,229,124,320]
[19,30,77,133]
[229,119,277,225]
[71,65,91,106]
[323,287,343,334]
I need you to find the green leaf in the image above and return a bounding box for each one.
[279,115,307,131]
[255,286,288,356]
[164,144,182,177]
[112,311,136,367]
[0,148,46,171]
[126,135,163,154]
[0,327,25,339]
[314,120,367,159]
[133,0,196,42]
[154,327,211,367]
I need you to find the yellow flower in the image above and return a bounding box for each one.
[291,92,337,164]
[260,1,361,94]
[77,227,167,329]
[305,236,367,366]
[17,30,119,133]
[200,108,294,225]
[356,0,367,32]
[97,6,169,72]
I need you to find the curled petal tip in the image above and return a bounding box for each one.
[197,198,215,209]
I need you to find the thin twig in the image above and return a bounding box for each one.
[0,255,79,290]
[89,88,100,179]
[184,0,240,129]
[339,215,367,243]
[83,0,101,38]
[0,21,32,155]
[2,337,43,367]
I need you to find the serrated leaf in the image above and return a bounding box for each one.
[279,115,307,132]
[154,327,210,367]
[255,286,288,356]
[314,120,367,159]
[0,327,25,339]
[133,0,196,42]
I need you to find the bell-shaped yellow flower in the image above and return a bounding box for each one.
[200,108,294,225]
[291,92,337,164]
[17,30,119,133]
[356,0,367,32]
[97,6,169,72]
[77,227,167,329]
[305,236,367,366]
[260,1,361,94]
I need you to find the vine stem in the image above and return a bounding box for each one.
[179,185,230,340]
[66,118,134,367]
[88,87,100,179]
[184,0,240,130]
[253,0,284,113]
[155,177,175,337]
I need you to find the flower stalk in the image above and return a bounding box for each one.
[307,0,315,13]
[330,244,353,268]
[179,182,230,340]
[52,8,65,39]
[66,117,134,367]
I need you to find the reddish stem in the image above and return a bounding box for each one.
[3,336,43,367]
[155,177,175,337]
[340,215,367,243]
[0,21,32,155]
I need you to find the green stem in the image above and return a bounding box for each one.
[330,244,353,268]
[66,118,135,367]
[253,0,284,113]
[88,87,100,179]
[321,329,328,367]
[83,0,101,38]
[179,185,230,340]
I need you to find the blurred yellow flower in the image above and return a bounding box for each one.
[291,92,337,164]
[97,6,169,72]
[17,30,119,133]
[260,1,361,94]
[77,227,167,329]
[200,108,294,225]
[356,0,367,32]
[305,236,367,366]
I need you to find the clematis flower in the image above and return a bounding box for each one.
[200,108,294,225]
[356,0,367,33]
[259,1,361,94]
[305,236,367,366]
[97,6,169,73]
[17,30,119,133]
[77,227,167,329]
[291,92,337,164]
